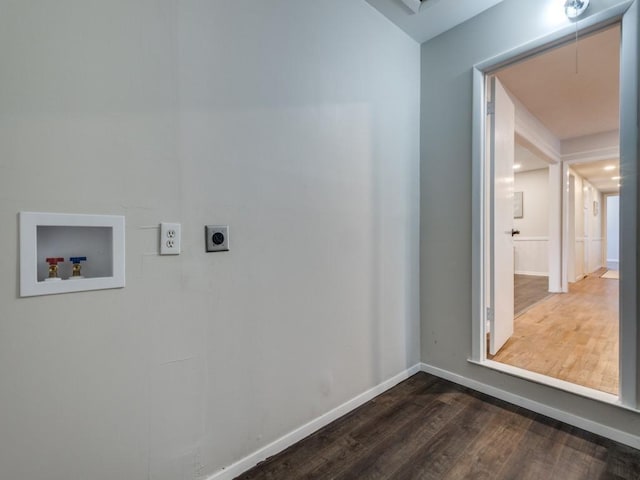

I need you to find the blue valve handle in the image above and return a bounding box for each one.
[69,256,87,264]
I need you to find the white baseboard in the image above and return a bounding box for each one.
[205,364,421,480]
[205,361,639,480]
[420,363,640,450]
[515,270,548,277]
[607,260,619,270]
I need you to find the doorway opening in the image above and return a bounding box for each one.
[484,24,621,396]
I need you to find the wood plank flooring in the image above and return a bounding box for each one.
[492,272,618,394]
[236,373,640,480]
[514,274,552,316]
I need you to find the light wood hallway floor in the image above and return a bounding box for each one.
[491,271,618,394]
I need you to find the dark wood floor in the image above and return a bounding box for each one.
[514,274,552,316]
[237,373,640,480]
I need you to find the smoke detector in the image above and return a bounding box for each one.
[564,0,590,19]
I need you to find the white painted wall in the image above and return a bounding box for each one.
[590,188,605,272]
[421,0,640,447]
[514,169,549,236]
[607,195,620,268]
[0,2,420,479]
[514,168,549,275]
[567,166,605,282]
[579,180,605,273]
[562,129,618,275]
[562,130,619,162]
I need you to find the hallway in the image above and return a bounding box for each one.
[514,274,552,316]
[491,272,618,394]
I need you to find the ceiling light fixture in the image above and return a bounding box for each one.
[612,176,621,180]
[604,165,616,171]
[564,0,590,19]
[513,164,522,170]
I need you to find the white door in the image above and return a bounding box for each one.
[489,77,515,355]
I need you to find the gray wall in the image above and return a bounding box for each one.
[421,0,640,440]
[0,1,420,479]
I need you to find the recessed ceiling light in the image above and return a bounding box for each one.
[513,164,522,170]
[612,176,621,180]
[618,183,621,187]
[604,165,616,171]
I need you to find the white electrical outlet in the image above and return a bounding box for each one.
[160,222,181,255]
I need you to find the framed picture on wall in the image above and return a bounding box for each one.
[514,191,523,219]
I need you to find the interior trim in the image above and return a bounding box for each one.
[469,359,619,404]
[430,362,640,449]
[471,0,638,409]
[205,364,421,480]
[205,359,639,480]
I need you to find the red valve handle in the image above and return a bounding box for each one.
[45,257,65,265]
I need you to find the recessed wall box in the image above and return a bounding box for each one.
[19,212,125,297]
[205,225,229,252]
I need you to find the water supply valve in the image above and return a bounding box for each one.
[45,257,65,281]
[69,256,87,279]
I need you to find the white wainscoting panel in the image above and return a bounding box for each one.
[514,237,548,276]
[589,238,604,273]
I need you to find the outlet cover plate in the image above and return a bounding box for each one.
[205,225,229,252]
[160,222,181,255]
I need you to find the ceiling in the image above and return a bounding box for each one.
[496,25,620,140]
[515,143,620,194]
[514,143,620,194]
[365,0,505,44]
[571,158,620,194]
[367,1,621,194]
[502,25,620,194]
[515,142,549,173]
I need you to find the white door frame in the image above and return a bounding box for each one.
[471,1,638,409]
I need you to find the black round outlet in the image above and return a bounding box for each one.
[212,232,225,245]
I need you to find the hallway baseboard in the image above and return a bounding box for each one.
[514,270,548,276]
